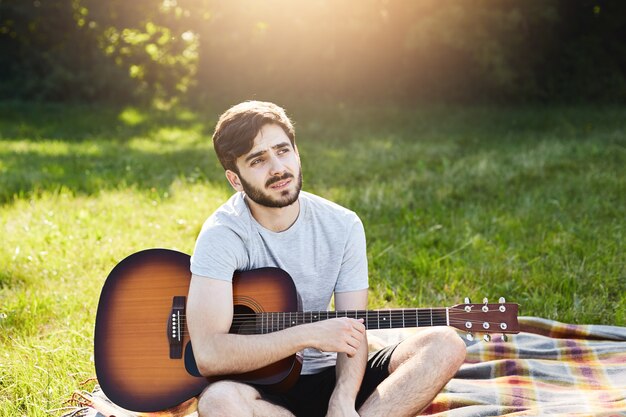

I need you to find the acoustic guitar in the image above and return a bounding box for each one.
[94,248,519,412]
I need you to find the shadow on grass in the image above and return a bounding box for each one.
[0,144,233,205]
[0,102,229,204]
[0,101,213,143]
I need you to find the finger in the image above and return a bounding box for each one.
[352,320,366,333]
[351,326,365,338]
[345,346,357,357]
[347,335,361,349]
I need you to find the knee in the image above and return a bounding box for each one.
[415,327,466,367]
[428,327,466,372]
[441,327,466,363]
[198,381,257,417]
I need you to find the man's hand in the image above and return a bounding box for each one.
[309,318,366,357]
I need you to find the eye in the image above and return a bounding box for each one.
[250,158,263,166]
[277,148,290,155]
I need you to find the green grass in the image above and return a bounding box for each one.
[1,101,625,416]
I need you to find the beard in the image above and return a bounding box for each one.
[239,171,303,208]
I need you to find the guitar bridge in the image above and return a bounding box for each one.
[168,296,186,359]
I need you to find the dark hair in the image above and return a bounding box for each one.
[212,101,295,173]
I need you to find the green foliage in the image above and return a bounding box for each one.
[1,1,625,103]
[0,0,135,101]
[86,0,199,102]
[0,0,199,103]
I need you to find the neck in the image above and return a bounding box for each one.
[246,196,300,233]
[250,308,449,334]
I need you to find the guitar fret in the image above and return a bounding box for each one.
[381,310,391,329]
[417,309,431,328]
[405,309,417,328]
[433,308,447,326]
[391,309,403,329]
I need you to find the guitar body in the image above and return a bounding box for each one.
[94,249,301,412]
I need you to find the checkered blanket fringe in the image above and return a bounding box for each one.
[58,317,626,417]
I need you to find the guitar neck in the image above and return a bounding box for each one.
[252,308,448,334]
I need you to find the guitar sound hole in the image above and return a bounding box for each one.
[231,305,257,335]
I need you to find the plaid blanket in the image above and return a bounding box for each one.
[62,317,626,417]
[420,317,626,416]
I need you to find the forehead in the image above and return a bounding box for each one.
[247,124,292,153]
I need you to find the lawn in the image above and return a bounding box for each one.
[1,101,624,416]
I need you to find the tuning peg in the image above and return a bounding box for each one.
[499,297,506,303]
[501,334,509,342]
[466,332,474,341]
[483,334,491,342]
[483,297,489,304]
[464,297,471,304]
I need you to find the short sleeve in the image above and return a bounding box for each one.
[190,225,248,281]
[334,217,369,293]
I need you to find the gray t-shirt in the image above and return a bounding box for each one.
[190,191,368,374]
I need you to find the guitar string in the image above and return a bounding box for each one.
[172,313,511,325]
[174,315,505,324]
[168,316,511,337]
[173,309,511,318]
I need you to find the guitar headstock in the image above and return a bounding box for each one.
[449,297,520,342]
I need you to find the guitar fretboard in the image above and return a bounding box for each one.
[252,308,448,334]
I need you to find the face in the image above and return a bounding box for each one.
[228,123,302,208]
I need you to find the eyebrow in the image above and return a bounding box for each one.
[244,141,291,163]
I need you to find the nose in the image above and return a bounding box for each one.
[268,154,286,176]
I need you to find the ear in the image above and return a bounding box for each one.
[225,170,244,192]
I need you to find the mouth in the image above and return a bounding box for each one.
[269,179,291,190]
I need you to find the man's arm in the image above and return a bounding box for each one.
[186,274,366,377]
[327,289,369,417]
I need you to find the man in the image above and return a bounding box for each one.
[187,101,466,417]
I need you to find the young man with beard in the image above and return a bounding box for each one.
[187,101,466,417]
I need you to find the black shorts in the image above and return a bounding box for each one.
[255,343,398,417]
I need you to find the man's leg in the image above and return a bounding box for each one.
[197,380,295,417]
[358,327,466,417]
